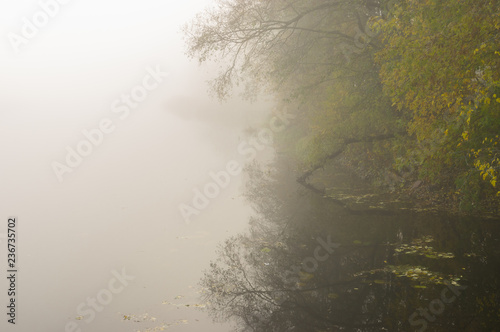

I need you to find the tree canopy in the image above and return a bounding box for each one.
[184,0,500,213]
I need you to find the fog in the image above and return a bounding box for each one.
[0,1,272,331]
[2,1,500,331]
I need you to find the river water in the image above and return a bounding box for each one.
[1,1,499,331]
[2,102,499,332]
[195,155,500,331]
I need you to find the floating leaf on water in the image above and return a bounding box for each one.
[327,293,339,299]
[299,271,314,281]
[443,253,455,258]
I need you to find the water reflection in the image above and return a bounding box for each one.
[199,155,500,331]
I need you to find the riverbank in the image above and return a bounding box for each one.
[306,155,500,219]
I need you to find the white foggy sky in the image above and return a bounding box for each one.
[0,1,272,331]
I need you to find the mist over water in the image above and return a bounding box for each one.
[0,1,272,331]
[2,1,500,332]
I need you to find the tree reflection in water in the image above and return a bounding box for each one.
[199,157,500,331]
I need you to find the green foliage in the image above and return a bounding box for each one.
[185,0,500,213]
[375,0,500,207]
